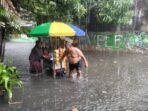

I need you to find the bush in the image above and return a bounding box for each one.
[0,63,23,102]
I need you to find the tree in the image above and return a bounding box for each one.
[14,0,86,24]
[0,7,21,62]
[80,0,134,32]
[14,0,134,31]
[82,0,134,25]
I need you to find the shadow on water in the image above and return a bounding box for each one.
[1,42,148,111]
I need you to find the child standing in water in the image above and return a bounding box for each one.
[42,49,53,75]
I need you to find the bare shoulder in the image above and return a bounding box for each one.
[73,47,83,55]
[73,47,81,52]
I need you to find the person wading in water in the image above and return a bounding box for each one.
[29,40,43,74]
[60,42,88,79]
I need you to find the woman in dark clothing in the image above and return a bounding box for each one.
[29,40,43,74]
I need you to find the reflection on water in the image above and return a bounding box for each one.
[1,42,148,111]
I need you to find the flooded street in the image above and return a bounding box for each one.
[1,42,148,111]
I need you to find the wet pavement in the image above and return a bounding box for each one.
[1,42,148,111]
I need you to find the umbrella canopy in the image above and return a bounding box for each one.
[28,21,85,37]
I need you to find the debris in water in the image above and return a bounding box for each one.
[138,59,142,63]
[102,91,107,94]
[113,61,117,63]
[100,59,104,62]
[8,101,22,105]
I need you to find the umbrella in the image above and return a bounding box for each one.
[28,21,85,37]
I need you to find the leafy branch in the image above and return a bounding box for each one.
[0,63,23,102]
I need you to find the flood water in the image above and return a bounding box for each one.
[1,42,148,111]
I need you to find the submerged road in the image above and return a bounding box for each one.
[1,42,148,111]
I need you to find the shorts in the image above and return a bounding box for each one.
[69,61,81,71]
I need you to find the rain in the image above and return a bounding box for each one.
[0,42,148,111]
[1,0,148,111]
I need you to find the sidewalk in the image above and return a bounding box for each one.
[9,37,37,43]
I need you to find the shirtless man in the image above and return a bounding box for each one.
[60,42,88,79]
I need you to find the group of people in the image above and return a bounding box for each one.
[29,39,88,79]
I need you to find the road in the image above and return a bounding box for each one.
[1,42,148,111]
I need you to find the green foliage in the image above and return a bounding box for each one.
[81,0,134,25]
[0,63,23,101]
[15,0,134,28]
[0,7,21,34]
[18,0,86,23]
[94,0,134,24]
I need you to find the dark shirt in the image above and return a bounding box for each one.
[29,46,42,61]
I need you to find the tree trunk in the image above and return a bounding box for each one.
[37,16,49,25]
[116,24,121,34]
[0,27,5,62]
